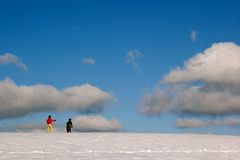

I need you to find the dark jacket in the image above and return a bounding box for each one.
[66,120,73,129]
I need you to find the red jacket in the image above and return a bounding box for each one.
[47,118,56,124]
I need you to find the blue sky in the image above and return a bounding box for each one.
[0,0,240,134]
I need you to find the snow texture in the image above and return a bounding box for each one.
[0,133,239,160]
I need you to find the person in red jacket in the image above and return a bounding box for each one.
[46,115,56,133]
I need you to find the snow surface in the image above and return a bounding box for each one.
[0,133,239,160]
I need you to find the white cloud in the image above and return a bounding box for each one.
[140,85,240,116]
[163,42,240,86]
[176,118,223,129]
[82,57,95,65]
[224,118,240,127]
[208,119,222,127]
[190,30,197,42]
[0,53,27,72]
[0,78,113,119]
[139,87,174,115]
[0,122,46,132]
[176,118,205,128]
[0,115,123,132]
[16,123,45,132]
[139,42,240,117]
[176,117,240,129]
[126,50,143,72]
[73,115,122,132]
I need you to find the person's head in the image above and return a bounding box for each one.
[48,115,51,118]
[69,118,71,121]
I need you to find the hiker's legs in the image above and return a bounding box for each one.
[48,124,53,133]
[66,127,71,133]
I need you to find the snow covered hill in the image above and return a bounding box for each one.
[0,133,239,160]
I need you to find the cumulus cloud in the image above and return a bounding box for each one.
[82,57,96,65]
[139,42,240,117]
[73,115,122,132]
[224,118,240,127]
[139,87,174,115]
[190,30,197,42]
[126,50,143,72]
[0,115,124,132]
[0,53,27,72]
[176,118,223,129]
[176,117,240,129]
[176,118,205,128]
[0,78,113,119]
[15,123,46,132]
[208,119,222,127]
[163,42,240,86]
[140,85,240,116]
[0,123,46,132]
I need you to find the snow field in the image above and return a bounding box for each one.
[0,133,239,160]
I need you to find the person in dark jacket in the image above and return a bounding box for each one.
[66,118,73,133]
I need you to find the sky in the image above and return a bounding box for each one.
[0,0,240,135]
